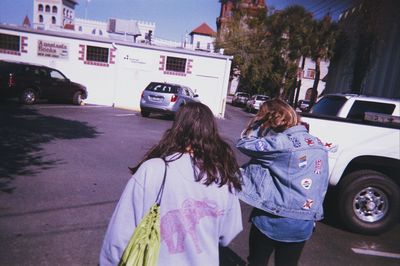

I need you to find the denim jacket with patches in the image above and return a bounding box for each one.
[237,125,329,221]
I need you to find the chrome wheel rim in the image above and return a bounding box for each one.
[24,91,35,104]
[353,186,388,222]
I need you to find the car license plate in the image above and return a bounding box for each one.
[150,96,163,102]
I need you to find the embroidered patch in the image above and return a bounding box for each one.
[298,155,307,169]
[302,199,314,210]
[301,178,312,189]
[305,137,314,146]
[316,137,324,146]
[288,136,301,148]
[324,142,338,153]
[255,140,267,151]
[314,159,322,174]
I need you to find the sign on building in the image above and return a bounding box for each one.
[37,40,69,59]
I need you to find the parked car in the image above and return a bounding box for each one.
[0,60,87,105]
[231,92,250,106]
[245,94,270,113]
[297,99,310,112]
[140,82,199,117]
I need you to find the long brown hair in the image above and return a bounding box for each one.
[131,102,242,192]
[244,98,299,135]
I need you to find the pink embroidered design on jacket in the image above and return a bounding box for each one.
[161,198,223,254]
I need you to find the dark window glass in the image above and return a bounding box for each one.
[38,4,43,11]
[39,15,43,22]
[347,100,396,120]
[311,96,347,116]
[86,45,109,63]
[166,56,187,73]
[0,33,20,51]
[256,96,269,101]
[145,83,178,93]
[45,5,50,12]
[52,6,57,13]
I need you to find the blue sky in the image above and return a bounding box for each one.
[0,0,351,42]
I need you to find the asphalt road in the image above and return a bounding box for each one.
[0,102,399,266]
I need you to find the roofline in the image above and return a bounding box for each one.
[0,24,232,60]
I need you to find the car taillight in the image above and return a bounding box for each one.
[141,91,144,98]
[171,94,178,102]
[8,73,15,87]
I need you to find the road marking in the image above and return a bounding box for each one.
[114,113,136,117]
[352,248,400,259]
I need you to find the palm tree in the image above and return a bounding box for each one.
[308,16,339,108]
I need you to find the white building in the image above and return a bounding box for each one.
[0,24,232,117]
[33,0,78,31]
[297,57,329,101]
[185,23,216,52]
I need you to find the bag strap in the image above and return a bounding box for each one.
[155,158,167,206]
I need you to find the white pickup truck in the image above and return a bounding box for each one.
[300,94,400,235]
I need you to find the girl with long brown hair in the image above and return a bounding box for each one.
[100,102,242,266]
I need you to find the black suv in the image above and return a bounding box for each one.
[0,60,87,105]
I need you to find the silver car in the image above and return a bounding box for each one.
[140,82,199,117]
[232,92,250,106]
[245,94,270,113]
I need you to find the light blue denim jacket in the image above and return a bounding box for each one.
[237,125,329,221]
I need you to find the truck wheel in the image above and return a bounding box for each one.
[20,88,37,105]
[338,170,400,235]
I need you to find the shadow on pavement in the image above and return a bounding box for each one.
[0,103,99,193]
[220,246,247,266]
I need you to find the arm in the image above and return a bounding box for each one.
[99,168,147,265]
[236,131,283,159]
[219,194,243,246]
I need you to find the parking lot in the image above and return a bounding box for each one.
[0,102,399,265]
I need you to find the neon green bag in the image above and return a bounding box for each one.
[119,160,167,266]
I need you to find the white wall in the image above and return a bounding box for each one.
[0,25,232,117]
[190,34,215,51]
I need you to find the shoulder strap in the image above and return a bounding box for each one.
[155,158,167,206]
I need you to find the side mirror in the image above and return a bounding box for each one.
[194,94,199,98]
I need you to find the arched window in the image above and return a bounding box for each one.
[52,6,57,13]
[79,26,83,32]
[39,15,43,23]
[92,29,96,35]
[38,4,43,11]
[99,30,103,36]
[45,5,50,12]
[52,16,56,24]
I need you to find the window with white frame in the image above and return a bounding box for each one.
[305,69,315,79]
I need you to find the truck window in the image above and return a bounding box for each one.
[311,96,347,116]
[347,101,396,120]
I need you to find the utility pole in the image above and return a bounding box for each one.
[84,0,91,19]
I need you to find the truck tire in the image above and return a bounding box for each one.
[338,170,400,235]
